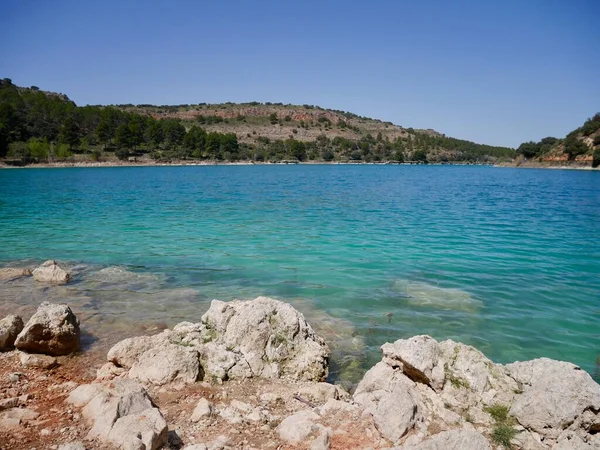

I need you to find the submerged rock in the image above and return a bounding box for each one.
[15,301,80,356]
[32,260,71,284]
[0,315,24,350]
[105,296,330,384]
[0,267,32,282]
[394,281,482,312]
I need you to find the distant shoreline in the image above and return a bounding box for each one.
[0,160,597,170]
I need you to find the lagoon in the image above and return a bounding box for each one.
[0,165,598,381]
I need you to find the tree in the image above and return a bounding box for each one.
[59,115,80,150]
[593,149,600,168]
[96,118,112,148]
[115,123,133,149]
[287,139,306,161]
[269,113,278,124]
[163,120,185,147]
[517,141,541,159]
[147,119,164,147]
[564,135,588,160]
[413,149,428,163]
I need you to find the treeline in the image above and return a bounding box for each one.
[516,113,600,164]
[1,78,515,164]
[0,79,240,162]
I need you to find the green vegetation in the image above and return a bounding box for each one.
[516,113,600,164]
[0,78,516,165]
[484,403,518,449]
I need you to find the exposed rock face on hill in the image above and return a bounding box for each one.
[103,296,330,385]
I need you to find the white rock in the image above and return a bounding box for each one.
[277,410,320,444]
[18,351,58,369]
[0,267,32,281]
[190,398,212,423]
[0,315,24,350]
[32,260,70,284]
[400,428,491,449]
[107,407,168,450]
[219,407,243,424]
[353,362,423,443]
[296,382,350,404]
[67,379,158,446]
[381,335,444,390]
[57,443,86,450]
[507,358,600,439]
[15,302,80,356]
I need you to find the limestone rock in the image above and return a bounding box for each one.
[0,315,24,350]
[57,443,87,450]
[296,382,350,404]
[15,302,80,356]
[354,361,424,443]
[106,296,330,385]
[18,351,58,369]
[381,335,445,390]
[507,358,600,439]
[107,407,168,450]
[127,344,202,385]
[67,379,166,449]
[277,410,320,444]
[400,428,491,450]
[194,297,330,381]
[0,267,32,281]
[190,398,212,422]
[32,260,70,284]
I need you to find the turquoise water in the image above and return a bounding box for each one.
[1,165,599,381]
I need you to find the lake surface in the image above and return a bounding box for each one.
[1,165,599,383]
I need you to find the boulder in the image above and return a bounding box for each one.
[400,428,491,450]
[67,379,167,450]
[107,407,168,450]
[0,267,32,281]
[32,260,70,284]
[353,361,424,443]
[0,315,24,350]
[190,297,330,381]
[354,334,600,447]
[507,358,600,439]
[15,302,80,355]
[106,296,330,384]
[18,351,58,369]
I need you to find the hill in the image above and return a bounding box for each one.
[0,78,515,165]
[516,114,600,167]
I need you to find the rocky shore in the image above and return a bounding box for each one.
[0,262,599,449]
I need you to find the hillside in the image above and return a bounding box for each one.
[516,114,600,167]
[0,78,515,165]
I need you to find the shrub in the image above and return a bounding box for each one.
[492,423,518,449]
[592,149,600,168]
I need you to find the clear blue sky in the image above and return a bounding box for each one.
[1,0,598,148]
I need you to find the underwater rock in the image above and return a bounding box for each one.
[32,260,70,284]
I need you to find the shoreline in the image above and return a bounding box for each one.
[1,159,597,170]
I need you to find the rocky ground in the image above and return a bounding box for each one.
[1,262,599,450]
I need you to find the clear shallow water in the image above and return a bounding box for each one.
[1,165,599,382]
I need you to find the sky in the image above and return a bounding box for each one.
[1,0,599,148]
